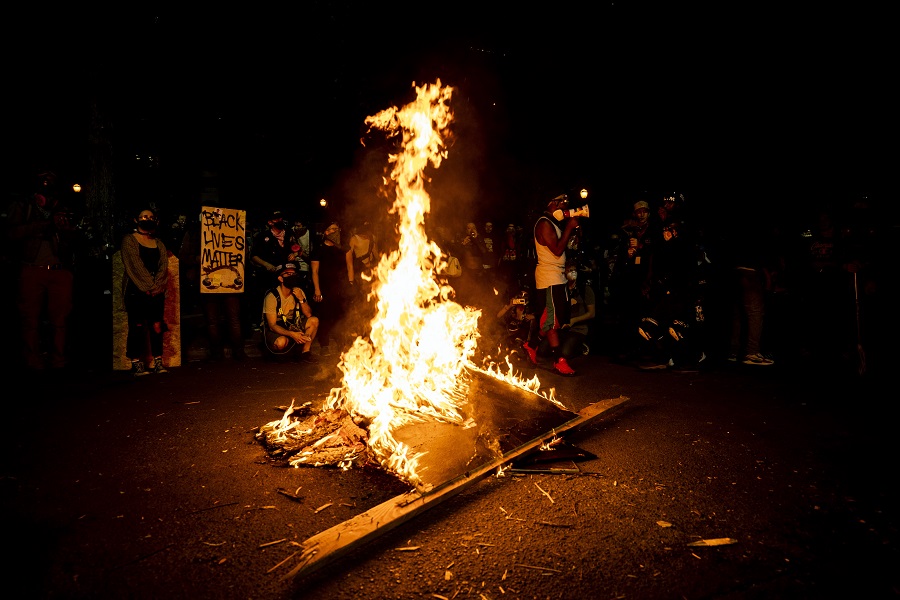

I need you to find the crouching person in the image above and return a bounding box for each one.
[262,262,319,363]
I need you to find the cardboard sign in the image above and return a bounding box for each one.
[199,206,246,293]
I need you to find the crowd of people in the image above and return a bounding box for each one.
[3,172,894,383]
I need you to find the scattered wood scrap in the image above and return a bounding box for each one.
[687,538,738,547]
[279,396,630,581]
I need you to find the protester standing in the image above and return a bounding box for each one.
[311,222,352,355]
[121,208,169,376]
[521,194,581,376]
[5,170,81,373]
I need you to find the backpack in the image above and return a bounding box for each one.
[261,288,307,332]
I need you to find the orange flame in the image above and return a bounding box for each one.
[266,80,560,490]
[324,80,479,489]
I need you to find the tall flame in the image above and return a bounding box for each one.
[256,80,564,491]
[323,80,478,489]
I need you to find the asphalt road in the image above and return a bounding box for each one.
[2,349,897,599]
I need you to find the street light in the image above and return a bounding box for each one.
[319,198,328,207]
[580,188,588,200]
[72,183,82,193]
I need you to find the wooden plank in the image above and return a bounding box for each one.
[281,395,630,581]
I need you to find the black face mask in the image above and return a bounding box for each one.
[138,219,158,233]
[282,275,301,289]
[270,220,286,232]
[294,226,308,236]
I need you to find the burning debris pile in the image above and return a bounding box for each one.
[256,402,373,469]
[257,80,558,491]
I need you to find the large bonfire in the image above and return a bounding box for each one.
[257,80,561,491]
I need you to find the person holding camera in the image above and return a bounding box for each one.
[491,287,534,351]
[457,222,490,308]
[5,170,81,373]
[261,262,319,363]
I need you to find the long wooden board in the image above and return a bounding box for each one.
[281,395,630,581]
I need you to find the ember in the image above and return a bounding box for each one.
[257,80,560,490]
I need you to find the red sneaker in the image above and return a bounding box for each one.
[521,342,539,366]
[553,357,576,376]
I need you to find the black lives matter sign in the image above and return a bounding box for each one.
[200,206,246,293]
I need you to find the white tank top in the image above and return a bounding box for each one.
[533,216,566,289]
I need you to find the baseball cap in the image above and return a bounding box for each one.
[276,262,298,276]
[633,200,650,211]
[268,210,284,222]
[547,193,568,206]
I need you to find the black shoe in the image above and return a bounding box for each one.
[132,360,150,377]
[232,348,247,362]
[300,351,318,364]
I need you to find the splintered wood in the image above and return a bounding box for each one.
[256,407,372,468]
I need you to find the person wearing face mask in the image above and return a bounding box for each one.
[311,222,352,355]
[250,210,299,331]
[261,262,319,363]
[251,210,298,291]
[120,208,170,376]
[538,259,596,360]
[290,217,314,296]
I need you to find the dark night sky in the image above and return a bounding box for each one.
[6,4,895,230]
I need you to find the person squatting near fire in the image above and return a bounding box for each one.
[261,262,319,363]
[521,194,582,376]
[121,208,170,376]
[537,258,596,360]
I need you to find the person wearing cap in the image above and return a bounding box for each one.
[250,210,300,330]
[251,210,299,290]
[609,198,659,363]
[261,262,319,362]
[520,194,581,376]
